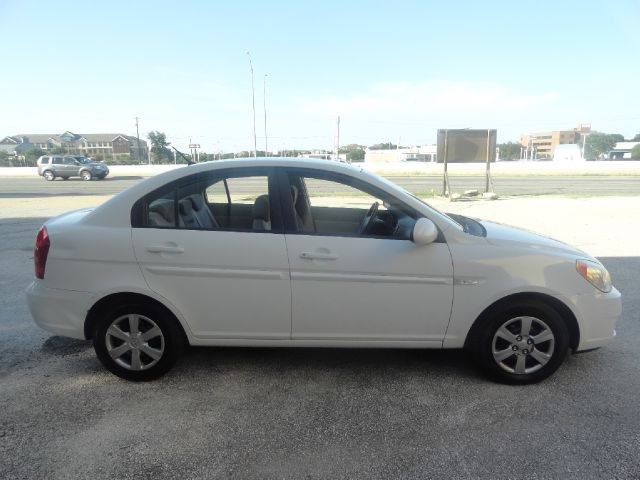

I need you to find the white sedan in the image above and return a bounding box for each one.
[26,158,621,383]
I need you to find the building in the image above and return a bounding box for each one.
[520,124,591,160]
[365,145,437,163]
[0,131,149,160]
[608,142,640,160]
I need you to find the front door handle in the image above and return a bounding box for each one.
[299,252,338,261]
[146,245,185,254]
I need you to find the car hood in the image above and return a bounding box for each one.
[480,220,590,258]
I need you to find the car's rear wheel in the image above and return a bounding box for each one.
[93,302,184,381]
[81,170,92,181]
[43,170,55,181]
[470,301,569,384]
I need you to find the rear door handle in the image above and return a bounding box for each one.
[299,252,338,261]
[147,245,185,254]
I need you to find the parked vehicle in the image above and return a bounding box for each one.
[26,158,621,383]
[36,155,109,181]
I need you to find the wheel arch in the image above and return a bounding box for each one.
[463,292,580,352]
[84,292,188,343]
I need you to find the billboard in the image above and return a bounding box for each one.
[437,129,497,163]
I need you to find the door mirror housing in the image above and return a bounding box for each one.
[411,218,438,245]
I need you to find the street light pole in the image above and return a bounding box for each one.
[246,51,257,158]
[263,73,268,157]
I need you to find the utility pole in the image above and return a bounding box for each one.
[135,116,144,164]
[246,51,257,157]
[263,74,268,157]
[336,116,340,160]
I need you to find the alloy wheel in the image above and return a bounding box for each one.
[491,316,555,375]
[105,314,165,371]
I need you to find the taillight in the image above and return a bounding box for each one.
[34,226,50,279]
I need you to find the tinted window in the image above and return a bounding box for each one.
[52,157,63,164]
[138,170,276,232]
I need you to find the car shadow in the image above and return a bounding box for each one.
[41,336,92,356]
[177,346,479,381]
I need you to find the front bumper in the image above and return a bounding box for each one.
[25,281,92,340]
[565,286,622,351]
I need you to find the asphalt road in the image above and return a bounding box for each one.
[1,174,639,198]
[1,200,639,478]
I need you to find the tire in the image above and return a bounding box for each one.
[468,301,569,384]
[43,170,55,181]
[93,302,184,381]
[81,170,92,181]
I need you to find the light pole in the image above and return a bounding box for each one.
[263,73,268,157]
[246,51,257,158]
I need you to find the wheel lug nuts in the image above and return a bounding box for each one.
[527,339,533,345]
[516,336,522,341]
[512,345,518,351]
[523,349,529,355]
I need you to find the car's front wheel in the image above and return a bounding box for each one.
[470,301,569,384]
[43,170,55,181]
[81,170,92,181]
[93,302,184,381]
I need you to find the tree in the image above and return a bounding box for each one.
[631,133,640,141]
[369,142,397,150]
[583,132,617,160]
[0,150,10,167]
[347,149,365,162]
[631,144,640,160]
[497,141,522,161]
[339,144,366,162]
[147,131,172,164]
[22,147,46,166]
[48,146,67,155]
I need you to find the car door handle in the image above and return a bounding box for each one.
[146,245,185,254]
[299,252,338,261]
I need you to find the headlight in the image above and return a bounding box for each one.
[576,259,612,293]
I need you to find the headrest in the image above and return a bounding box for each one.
[290,185,298,205]
[252,195,270,221]
[179,199,193,215]
[189,194,204,211]
[149,200,174,222]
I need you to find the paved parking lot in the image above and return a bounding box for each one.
[1,189,639,479]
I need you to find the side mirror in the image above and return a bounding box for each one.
[412,218,438,245]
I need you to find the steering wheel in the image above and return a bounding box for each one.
[358,202,379,235]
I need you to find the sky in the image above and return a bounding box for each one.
[1,0,639,153]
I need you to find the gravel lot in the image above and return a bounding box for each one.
[1,190,639,479]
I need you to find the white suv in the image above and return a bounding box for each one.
[26,158,621,383]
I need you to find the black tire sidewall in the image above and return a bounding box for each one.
[93,303,183,381]
[476,301,570,384]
